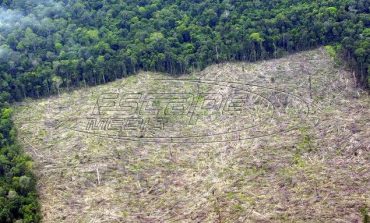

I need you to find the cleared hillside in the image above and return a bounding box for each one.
[13,48,369,222]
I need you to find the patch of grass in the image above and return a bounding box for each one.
[296,126,314,153]
[361,206,369,223]
[325,45,337,58]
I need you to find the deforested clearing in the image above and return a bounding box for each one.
[13,48,369,222]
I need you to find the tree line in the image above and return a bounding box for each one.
[0,0,369,102]
[0,106,40,222]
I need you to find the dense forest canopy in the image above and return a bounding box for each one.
[0,0,369,102]
[0,0,369,222]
